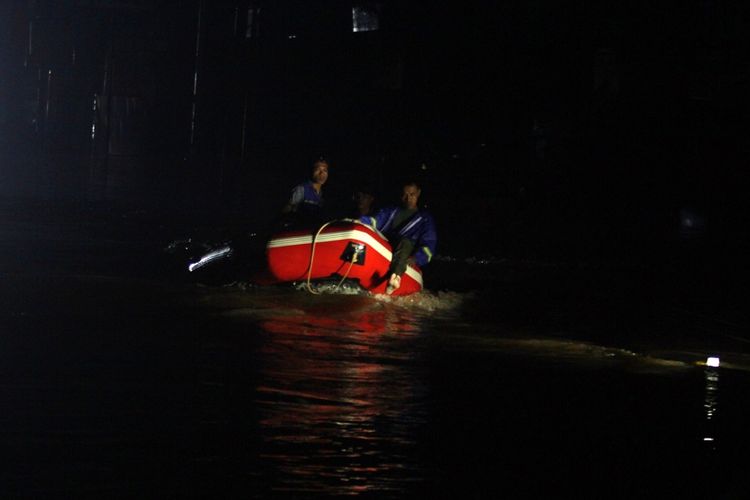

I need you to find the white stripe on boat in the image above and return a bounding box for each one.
[404,263,423,286]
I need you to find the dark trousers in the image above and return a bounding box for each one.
[389,238,415,276]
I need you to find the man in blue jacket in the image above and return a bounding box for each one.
[281,157,329,226]
[360,181,437,294]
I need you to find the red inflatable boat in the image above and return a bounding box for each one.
[265,220,423,296]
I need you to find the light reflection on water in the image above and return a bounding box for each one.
[201,284,750,497]
[225,292,433,495]
[703,366,719,448]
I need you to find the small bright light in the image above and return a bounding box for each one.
[352,6,380,32]
[706,357,720,368]
[704,437,714,442]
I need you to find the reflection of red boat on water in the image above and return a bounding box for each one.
[264,220,423,296]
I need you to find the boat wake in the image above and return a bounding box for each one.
[372,289,468,313]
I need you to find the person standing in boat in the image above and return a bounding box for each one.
[281,157,329,227]
[360,180,437,294]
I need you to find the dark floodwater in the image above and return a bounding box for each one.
[2,212,750,498]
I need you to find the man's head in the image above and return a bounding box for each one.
[401,181,421,210]
[353,187,375,216]
[311,159,329,186]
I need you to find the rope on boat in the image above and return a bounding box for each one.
[305,220,358,294]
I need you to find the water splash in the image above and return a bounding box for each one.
[292,280,366,296]
[373,289,468,313]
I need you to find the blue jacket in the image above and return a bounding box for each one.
[288,181,323,213]
[360,207,437,267]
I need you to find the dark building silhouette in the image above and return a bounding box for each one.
[1,0,748,258]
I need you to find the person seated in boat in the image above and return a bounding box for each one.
[360,180,437,294]
[280,157,329,227]
[352,184,376,217]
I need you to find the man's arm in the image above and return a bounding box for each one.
[282,185,305,213]
[411,213,437,267]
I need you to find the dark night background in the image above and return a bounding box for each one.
[3,2,750,497]
[1,0,749,292]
